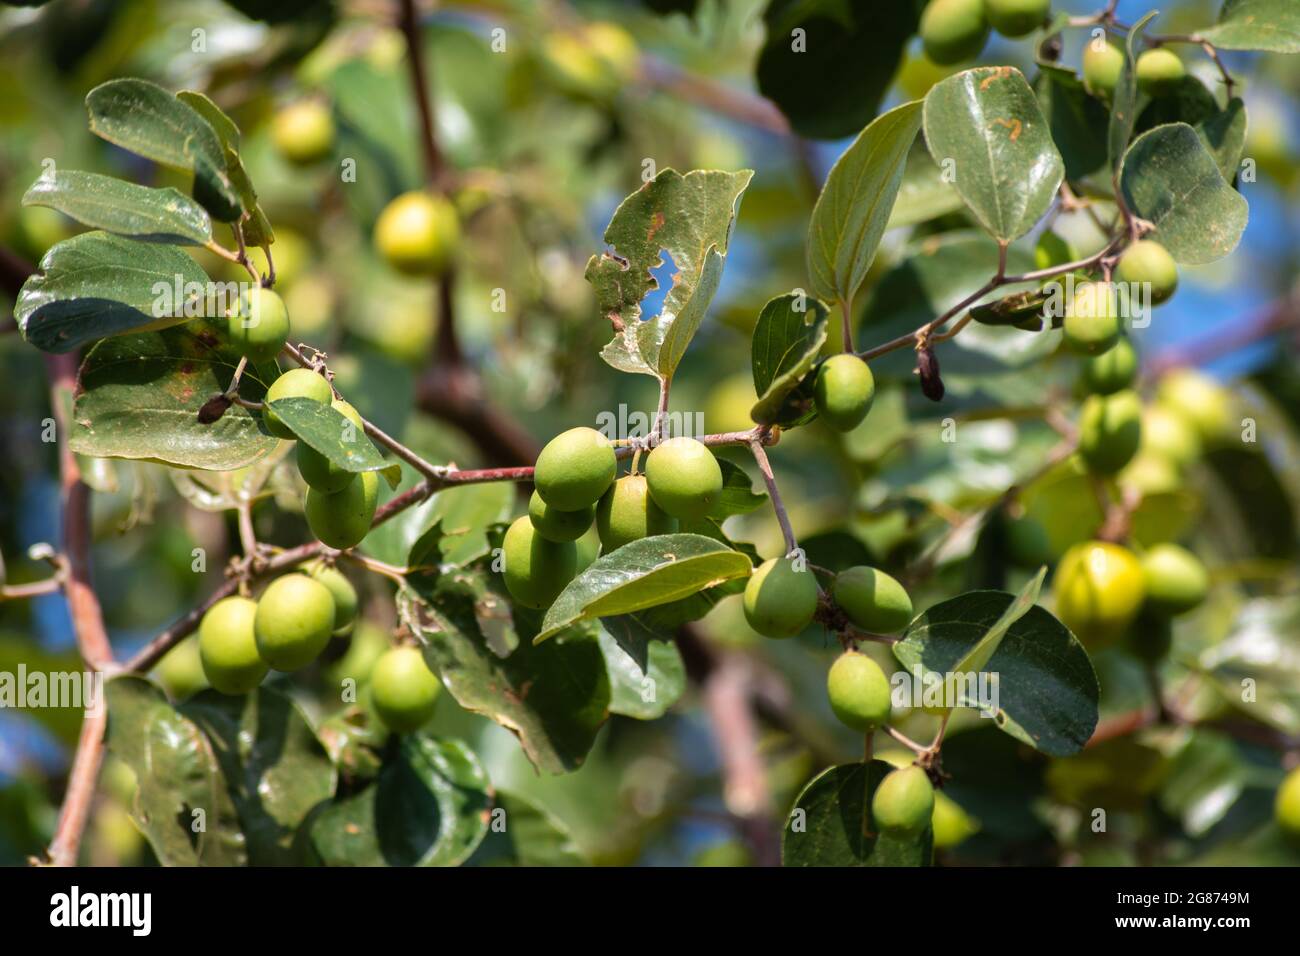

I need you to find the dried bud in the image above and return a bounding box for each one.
[916,347,944,402]
[197,393,233,424]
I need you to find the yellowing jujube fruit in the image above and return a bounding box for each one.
[271,100,335,166]
[814,354,876,432]
[1115,239,1178,306]
[156,635,209,700]
[228,286,290,363]
[644,437,723,519]
[253,574,336,671]
[826,651,892,731]
[1080,337,1138,396]
[197,596,268,694]
[742,556,818,638]
[596,474,677,552]
[1078,389,1142,475]
[1140,543,1209,615]
[1141,405,1201,470]
[263,368,332,440]
[297,398,365,493]
[305,560,359,636]
[920,0,990,65]
[872,765,935,835]
[1082,37,1125,99]
[1063,281,1120,356]
[985,0,1050,38]
[1156,369,1234,444]
[832,566,913,634]
[527,490,595,543]
[370,646,442,734]
[1053,540,1146,647]
[374,191,460,277]
[1276,767,1300,841]
[1135,47,1186,97]
[502,516,578,610]
[534,427,617,511]
[304,469,378,550]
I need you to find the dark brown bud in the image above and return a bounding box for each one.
[197,393,233,424]
[916,347,944,402]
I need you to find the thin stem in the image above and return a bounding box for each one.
[749,439,797,554]
[652,378,671,442]
[840,294,855,353]
[397,0,449,189]
[884,725,929,755]
[223,356,249,399]
[39,708,106,867]
[0,574,66,601]
[236,498,257,557]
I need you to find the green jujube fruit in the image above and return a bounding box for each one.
[1063,281,1120,356]
[872,766,935,835]
[228,286,290,363]
[826,651,892,731]
[1081,337,1138,395]
[528,490,595,543]
[198,596,268,694]
[1140,543,1209,615]
[534,427,617,510]
[502,516,578,610]
[1276,767,1300,841]
[305,560,359,636]
[833,566,913,634]
[1135,48,1185,96]
[374,191,460,277]
[156,636,209,699]
[264,368,333,439]
[1078,389,1142,475]
[742,556,818,638]
[985,0,1049,38]
[253,574,336,671]
[644,437,723,519]
[304,469,378,550]
[920,0,990,65]
[370,646,442,733]
[271,100,335,166]
[813,354,876,432]
[1115,240,1178,306]
[297,398,365,493]
[1082,38,1125,99]
[1053,541,1146,647]
[596,475,677,552]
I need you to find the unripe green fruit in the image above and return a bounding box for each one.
[528,490,594,543]
[1082,38,1125,99]
[198,596,268,694]
[534,427,617,511]
[1063,281,1120,355]
[1141,543,1209,615]
[271,100,335,166]
[986,0,1050,38]
[742,556,818,638]
[297,398,364,493]
[228,286,290,363]
[1053,540,1146,647]
[254,574,336,671]
[374,191,460,277]
[1116,240,1178,306]
[1081,337,1138,395]
[1005,513,1053,568]
[814,354,876,432]
[1120,451,1181,497]
[502,516,578,610]
[370,646,441,733]
[305,560,359,636]
[832,566,913,634]
[1156,369,1234,444]
[1135,48,1186,96]
[1078,389,1142,475]
[156,636,209,699]
[826,651,892,731]
[1141,405,1201,470]
[644,437,723,519]
[1035,230,1077,271]
[932,791,979,848]
[872,765,935,835]
[304,469,378,550]
[263,368,332,439]
[920,0,990,65]
[1276,767,1300,841]
[596,474,677,552]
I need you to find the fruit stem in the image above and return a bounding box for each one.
[748,438,797,555]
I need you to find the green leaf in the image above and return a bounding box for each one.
[1118,122,1249,264]
[586,168,752,381]
[1200,0,1300,52]
[267,397,394,477]
[782,761,933,866]
[105,675,246,866]
[179,686,336,865]
[16,231,211,353]
[1197,97,1248,184]
[599,629,686,720]
[466,790,586,866]
[309,735,491,867]
[756,0,920,139]
[922,67,1064,242]
[536,533,753,642]
[708,458,766,519]
[399,569,611,773]
[22,170,212,245]
[70,318,280,471]
[86,78,241,222]
[885,144,966,230]
[363,473,514,568]
[1157,729,1247,837]
[176,90,274,247]
[1201,596,1300,735]
[893,589,1100,756]
[1108,12,1158,169]
[749,293,830,427]
[807,100,923,305]
[1035,63,1109,181]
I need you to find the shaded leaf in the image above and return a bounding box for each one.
[1035,64,1109,181]
[599,629,686,720]
[749,293,830,426]
[1200,0,1300,52]
[466,790,586,866]
[176,90,274,247]
[708,458,766,519]
[1108,12,1158,170]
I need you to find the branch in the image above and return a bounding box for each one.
[39,708,107,867]
[748,437,798,555]
[396,0,450,189]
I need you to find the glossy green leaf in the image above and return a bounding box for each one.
[893,589,1100,755]
[599,629,686,720]
[885,144,966,230]
[708,458,766,519]
[1035,64,1108,181]
[1108,12,1157,169]
[749,293,830,427]
[86,78,240,222]
[1201,596,1300,735]
[1200,0,1300,52]
[807,100,923,305]
[536,533,753,642]
[466,790,586,866]
[70,318,280,470]
[587,168,752,381]
[267,397,393,475]
[922,67,1063,242]
[309,735,491,867]
[176,90,274,247]
[22,170,212,245]
[1157,729,1247,837]
[782,761,933,867]
[16,231,211,353]
[1198,97,1249,184]
[1119,122,1249,264]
